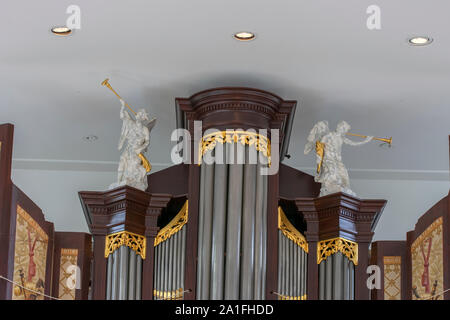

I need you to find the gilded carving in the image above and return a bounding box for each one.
[198,130,271,166]
[317,237,358,265]
[153,288,184,300]
[278,294,307,300]
[278,207,308,253]
[154,201,188,247]
[411,217,443,300]
[105,231,146,260]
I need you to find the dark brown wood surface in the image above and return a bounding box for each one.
[370,240,407,300]
[10,184,55,300]
[279,164,320,199]
[79,186,171,300]
[405,191,450,300]
[52,232,92,300]
[147,164,189,197]
[0,124,14,299]
[296,192,387,300]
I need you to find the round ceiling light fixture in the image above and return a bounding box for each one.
[407,36,433,46]
[51,26,72,36]
[82,135,98,142]
[233,31,255,41]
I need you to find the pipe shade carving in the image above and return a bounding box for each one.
[199,131,271,166]
[154,201,188,247]
[105,231,146,260]
[317,237,358,266]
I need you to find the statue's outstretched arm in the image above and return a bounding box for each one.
[343,136,373,146]
[119,99,131,120]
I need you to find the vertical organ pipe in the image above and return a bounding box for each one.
[210,147,227,300]
[224,143,244,300]
[128,250,136,300]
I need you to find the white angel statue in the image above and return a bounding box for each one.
[304,121,373,197]
[109,99,156,191]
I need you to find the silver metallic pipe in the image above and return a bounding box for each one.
[253,162,264,300]
[240,158,256,299]
[325,255,333,300]
[277,231,282,297]
[181,226,186,295]
[303,250,307,297]
[210,148,227,300]
[333,252,343,300]
[261,174,267,297]
[157,244,162,298]
[343,253,349,300]
[113,249,120,300]
[162,239,168,299]
[128,250,136,300]
[224,144,244,300]
[118,246,129,300]
[349,260,354,300]
[106,254,112,300]
[168,236,174,296]
[176,230,181,293]
[282,235,288,297]
[200,161,214,299]
[154,245,159,299]
[319,261,325,300]
[136,255,142,300]
[196,162,206,299]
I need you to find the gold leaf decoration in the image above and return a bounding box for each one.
[317,237,358,265]
[105,231,146,260]
[278,207,308,253]
[198,130,271,166]
[154,201,188,247]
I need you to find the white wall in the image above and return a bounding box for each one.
[11,168,449,242]
[352,178,449,241]
[11,169,116,233]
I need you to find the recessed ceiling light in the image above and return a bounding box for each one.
[408,36,433,46]
[233,31,255,41]
[83,135,98,142]
[51,26,72,36]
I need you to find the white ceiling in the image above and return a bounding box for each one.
[2,0,450,178]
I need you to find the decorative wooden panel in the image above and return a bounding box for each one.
[12,205,49,300]
[411,217,444,300]
[383,256,401,300]
[58,249,79,300]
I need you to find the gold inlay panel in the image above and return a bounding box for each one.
[105,231,146,260]
[154,201,188,247]
[199,130,271,166]
[317,237,358,265]
[278,207,308,253]
[278,294,307,300]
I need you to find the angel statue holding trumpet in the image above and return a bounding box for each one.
[102,79,156,191]
[304,120,379,197]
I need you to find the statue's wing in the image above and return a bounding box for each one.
[118,118,130,150]
[304,121,329,154]
[145,118,157,132]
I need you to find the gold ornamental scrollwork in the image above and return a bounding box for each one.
[317,237,358,266]
[105,231,146,260]
[198,130,271,166]
[278,294,307,300]
[154,201,188,247]
[278,207,308,253]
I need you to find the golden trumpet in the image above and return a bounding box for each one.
[346,132,392,146]
[101,78,137,115]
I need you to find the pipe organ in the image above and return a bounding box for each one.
[77,87,387,300]
[277,208,308,300]
[153,201,187,300]
[1,95,449,301]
